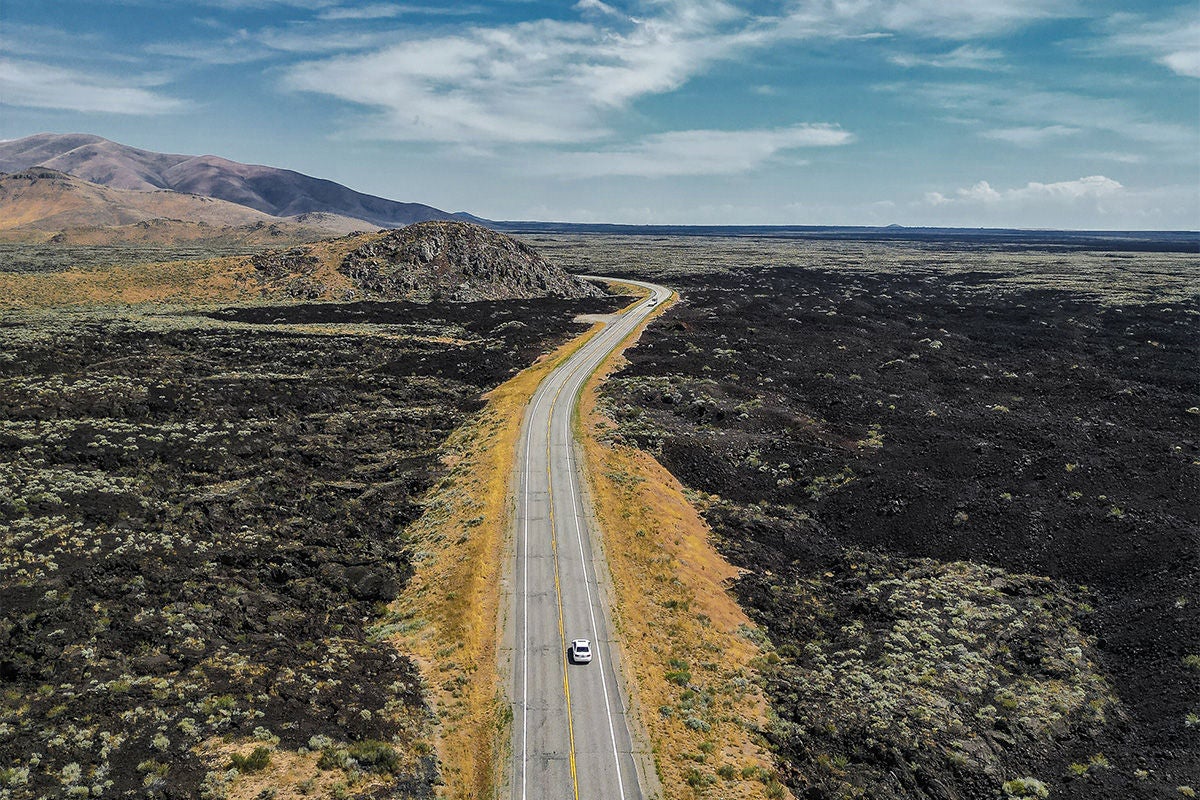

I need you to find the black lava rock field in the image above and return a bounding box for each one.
[588,237,1198,800]
[0,295,620,798]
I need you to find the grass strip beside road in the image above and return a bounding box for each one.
[576,292,793,799]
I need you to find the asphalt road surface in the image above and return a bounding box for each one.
[509,278,670,800]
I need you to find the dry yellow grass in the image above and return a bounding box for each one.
[0,257,261,308]
[385,313,624,799]
[0,232,383,310]
[195,738,388,800]
[0,231,438,309]
[576,292,791,799]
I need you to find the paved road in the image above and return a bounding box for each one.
[509,278,670,800]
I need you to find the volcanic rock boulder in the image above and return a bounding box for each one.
[339,221,604,301]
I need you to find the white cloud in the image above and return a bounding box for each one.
[0,57,185,114]
[0,22,110,61]
[998,89,1191,147]
[539,124,853,177]
[318,3,408,20]
[1095,11,1200,78]
[316,4,478,21]
[779,0,1079,41]
[284,3,761,143]
[145,29,274,64]
[282,0,1079,145]
[147,19,409,63]
[574,0,621,18]
[1080,151,1145,164]
[125,0,336,8]
[897,82,1195,152]
[912,175,1193,228]
[954,175,1123,203]
[1159,49,1200,79]
[922,175,1123,210]
[982,124,1079,145]
[256,26,398,54]
[890,45,1006,70]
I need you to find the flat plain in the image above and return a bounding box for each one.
[538,232,1199,800]
[1,230,1196,800]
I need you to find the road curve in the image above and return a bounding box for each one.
[508,278,670,800]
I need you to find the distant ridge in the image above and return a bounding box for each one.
[0,167,279,230]
[0,133,469,229]
[0,168,371,245]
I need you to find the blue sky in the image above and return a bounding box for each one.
[1,0,1197,228]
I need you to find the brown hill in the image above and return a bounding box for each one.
[2,134,185,191]
[1,168,276,230]
[285,211,377,236]
[0,133,468,227]
[0,169,370,245]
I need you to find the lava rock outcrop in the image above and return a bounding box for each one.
[338,221,603,301]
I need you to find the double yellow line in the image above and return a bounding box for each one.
[546,371,580,800]
[535,289,658,800]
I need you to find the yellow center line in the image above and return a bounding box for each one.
[546,376,580,800]
[536,292,650,800]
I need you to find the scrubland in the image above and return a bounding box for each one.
[557,233,1198,800]
[0,292,621,799]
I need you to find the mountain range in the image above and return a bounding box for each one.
[0,133,469,229]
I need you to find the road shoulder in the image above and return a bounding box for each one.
[574,290,792,799]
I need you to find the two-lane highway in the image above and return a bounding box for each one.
[509,279,670,800]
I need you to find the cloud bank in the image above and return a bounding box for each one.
[282,0,1083,145]
[916,175,1199,229]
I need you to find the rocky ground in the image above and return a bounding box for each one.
[581,236,1198,799]
[251,221,605,303]
[0,293,621,798]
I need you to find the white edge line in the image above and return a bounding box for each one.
[519,306,623,799]
[563,392,627,797]
[559,289,658,796]
[521,383,551,800]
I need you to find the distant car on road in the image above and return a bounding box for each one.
[569,638,592,664]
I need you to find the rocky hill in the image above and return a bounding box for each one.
[340,221,603,301]
[0,133,468,228]
[251,221,604,302]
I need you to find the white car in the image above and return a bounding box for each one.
[569,638,592,664]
